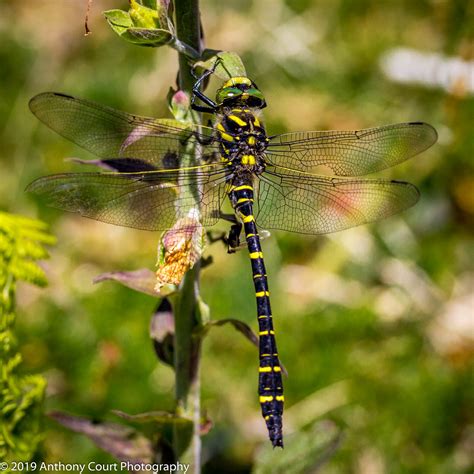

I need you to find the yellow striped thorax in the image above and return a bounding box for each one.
[216,107,269,169]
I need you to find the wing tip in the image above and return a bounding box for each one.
[25,177,42,194]
[408,121,438,146]
[29,91,75,113]
[390,179,421,206]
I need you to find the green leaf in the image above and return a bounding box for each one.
[141,0,158,8]
[202,318,258,347]
[103,1,197,53]
[49,411,154,464]
[129,0,161,29]
[253,420,343,474]
[103,9,134,35]
[112,410,192,426]
[196,51,247,80]
[125,27,173,45]
[94,269,159,297]
[0,212,52,461]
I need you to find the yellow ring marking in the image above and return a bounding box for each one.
[275,395,285,402]
[249,251,263,259]
[259,396,274,403]
[233,185,253,191]
[236,197,253,204]
[256,291,270,297]
[243,215,254,223]
[259,329,274,335]
[258,365,279,373]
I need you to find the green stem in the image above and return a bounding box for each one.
[174,0,201,91]
[172,0,202,471]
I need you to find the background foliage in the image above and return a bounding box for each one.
[1,0,472,473]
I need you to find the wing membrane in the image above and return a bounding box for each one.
[27,168,228,231]
[29,92,219,167]
[266,122,437,176]
[255,167,419,234]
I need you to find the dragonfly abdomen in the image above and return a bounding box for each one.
[230,182,284,448]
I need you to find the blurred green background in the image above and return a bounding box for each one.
[1,0,473,472]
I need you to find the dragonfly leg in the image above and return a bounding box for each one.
[191,60,220,113]
[227,223,242,253]
[200,255,214,269]
[206,230,227,244]
[214,213,243,252]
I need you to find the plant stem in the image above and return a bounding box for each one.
[175,0,201,91]
[173,1,202,471]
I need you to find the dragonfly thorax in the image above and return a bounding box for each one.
[216,108,268,171]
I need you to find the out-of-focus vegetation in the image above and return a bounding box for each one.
[0,212,54,461]
[1,0,472,472]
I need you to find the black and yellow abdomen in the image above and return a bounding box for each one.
[229,179,284,448]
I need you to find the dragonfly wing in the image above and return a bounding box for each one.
[266,122,437,176]
[254,168,419,234]
[29,92,219,167]
[27,168,228,231]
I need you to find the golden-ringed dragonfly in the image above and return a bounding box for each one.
[27,65,437,448]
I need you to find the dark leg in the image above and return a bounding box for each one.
[206,230,227,244]
[191,60,221,112]
[191,103,216,114]
[227,223,242,253]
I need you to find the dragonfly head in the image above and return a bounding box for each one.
[216,77,267,109]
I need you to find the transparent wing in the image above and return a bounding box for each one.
[266,122,437,176]
[27,168,229,231]
[254,167,419,234]
[29,92,220,168]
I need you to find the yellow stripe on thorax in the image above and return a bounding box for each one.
[219,131,234,142]
[228,115,247,127]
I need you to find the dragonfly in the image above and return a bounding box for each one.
[27,67,437,448]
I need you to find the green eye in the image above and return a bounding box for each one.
[216,87,243,104]
[225,87,242,97]
[247,88,265,100]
